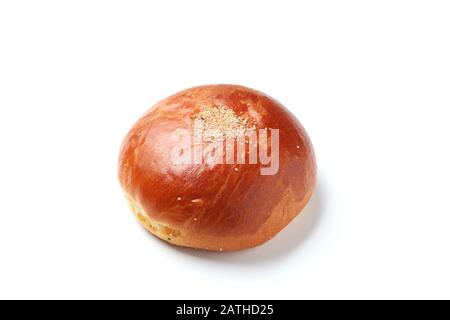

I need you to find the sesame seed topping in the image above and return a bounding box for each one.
[177,197,182,201]
[193,105,255,143]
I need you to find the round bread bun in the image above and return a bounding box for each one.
[119,84,316,251]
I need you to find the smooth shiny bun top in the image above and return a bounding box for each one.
[119,84,316,251]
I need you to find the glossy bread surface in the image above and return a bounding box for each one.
[119,85,316,251]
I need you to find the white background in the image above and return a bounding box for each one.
[0,1,449,300]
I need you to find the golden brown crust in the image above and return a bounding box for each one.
[119,84,316,251]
